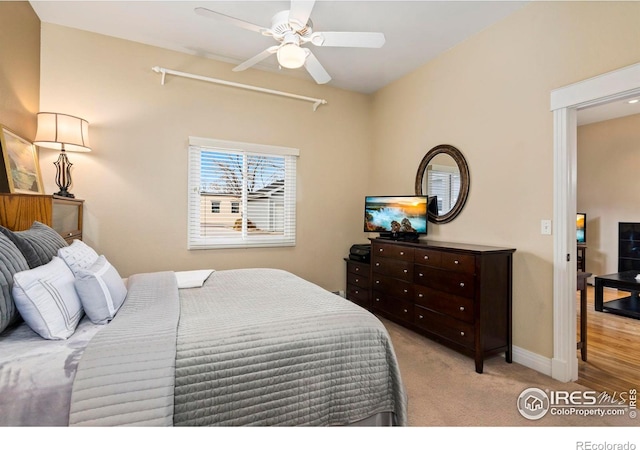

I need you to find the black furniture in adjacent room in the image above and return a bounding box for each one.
[594,271,640,320]
[618,222,640,272]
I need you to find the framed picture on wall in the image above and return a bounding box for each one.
[0,125,44,194]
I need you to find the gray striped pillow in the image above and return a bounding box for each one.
[0,233,29,333]
[0,221,68,269]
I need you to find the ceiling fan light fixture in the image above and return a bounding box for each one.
[277,43,307,69]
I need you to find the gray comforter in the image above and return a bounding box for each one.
[69,268,407,426]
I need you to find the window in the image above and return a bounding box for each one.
[188,137,298,249]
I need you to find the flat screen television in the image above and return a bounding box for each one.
[577,212,586,243]
[364,195,428,240]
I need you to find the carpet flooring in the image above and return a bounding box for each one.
[380,317,638,427]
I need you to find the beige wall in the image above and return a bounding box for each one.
[370,1,640,357]
[0,1,40,139]
[34,1,640,361]
[578,113,640,276]
[38,23,373,290]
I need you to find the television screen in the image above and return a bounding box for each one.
[577,213,586,243]
[364,196,428,236]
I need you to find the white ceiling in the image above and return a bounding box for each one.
[29,0,640,123]
[30,0,528,94]
[577,95,640,126]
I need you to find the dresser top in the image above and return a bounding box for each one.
[371,238,516,254]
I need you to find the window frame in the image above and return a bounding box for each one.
[188,137,299,250]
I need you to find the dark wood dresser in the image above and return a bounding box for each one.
[344,258,371,309]
[369,238,515,373]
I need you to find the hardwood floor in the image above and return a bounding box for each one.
[576,285,640,393]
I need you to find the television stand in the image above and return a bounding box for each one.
[577,243,586,272]
[379,232,419,242]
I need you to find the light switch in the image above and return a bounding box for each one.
[541,219,552,235]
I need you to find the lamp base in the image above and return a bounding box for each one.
[53,151,75,199]
[54,189,75,198]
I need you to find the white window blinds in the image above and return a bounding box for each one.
[427,164,461,216]
[188,137,298,249]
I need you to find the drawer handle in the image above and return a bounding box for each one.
[454,260,460,265]
[375,262,380,266]
[355,290,359,294]
[459,282,465,288]
[355,267,359,272]
[418,293,423,298]
[459,306,465,311]
[403,269,408,273]
[67,232,74,237]
[376,280,380,284]
[375,298,380,302]
[460,331,465,336]
[379,248,384,252]
[419,273,424,277]
[355,278,359,283]
[403,309,408,313]
[400,251,404,256]
[403,289,408,293]
[424,255,429,260]
[418,314,424,319]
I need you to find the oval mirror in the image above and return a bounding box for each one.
[415,144,470,224]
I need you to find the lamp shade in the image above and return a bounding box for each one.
[34,112,91,153]
[277,44,307,69]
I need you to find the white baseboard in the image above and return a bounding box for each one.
[512,345,553,377]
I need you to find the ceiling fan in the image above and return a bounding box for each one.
[194,0,385,84]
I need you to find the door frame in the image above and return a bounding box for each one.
[550,62,640,382]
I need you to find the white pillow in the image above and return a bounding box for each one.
[57,239,99,276]
[12,256,83,340]
[75,255,127,324]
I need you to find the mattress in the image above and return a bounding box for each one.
[1,269,407,426]
[0,317,102,426]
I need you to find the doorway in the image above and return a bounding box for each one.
[551,62,640,382]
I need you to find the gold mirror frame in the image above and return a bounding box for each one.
[415,144,470,224]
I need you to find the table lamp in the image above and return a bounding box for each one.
[34,112,91,198]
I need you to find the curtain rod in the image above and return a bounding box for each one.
[151,66,327,111]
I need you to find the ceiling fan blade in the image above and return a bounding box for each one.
[304,51,331,84]
[233,46,279,72]
[288,0,315,30]
[314,31,386,48]
[194,7,265,34]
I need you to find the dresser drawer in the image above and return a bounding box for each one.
[372,257,413,281]
[414,248,442,267]
[347,261,369,276]
[372,292,414,322]
[414,266,475,298]
[414,306,475,348]
[441,252,475,274]
[347,271,369,288]
[347,284,369,307]
[414,285,474,323]
[372,242,414,261]
[372,274,413,300]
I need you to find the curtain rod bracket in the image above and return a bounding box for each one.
[152,66,327,111]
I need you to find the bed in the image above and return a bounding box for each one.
[0,222,407,427]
